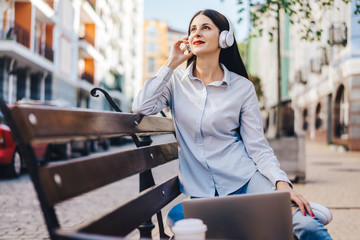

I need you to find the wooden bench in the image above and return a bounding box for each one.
[0,98,181,239]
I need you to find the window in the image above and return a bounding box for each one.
[146,25,158,38]
[45,75,52,100]
[30,74,41,100]
[147,58,155,73]
[147,42,156,53]
[16,70,27,101]
[303,109,308,131]
[315,103,322,129]
[334,85,349,138]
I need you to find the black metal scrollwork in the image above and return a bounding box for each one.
[90,87,122,112]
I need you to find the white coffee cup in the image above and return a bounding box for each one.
[171,218,207,240]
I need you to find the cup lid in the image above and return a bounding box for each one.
[171,218,207,234]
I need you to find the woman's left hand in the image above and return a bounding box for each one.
[276,181,314,217]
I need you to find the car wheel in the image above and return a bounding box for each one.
[91,140,99,152]
[102,139,110,151]
[81,141,91,156]
[6,150,22,178]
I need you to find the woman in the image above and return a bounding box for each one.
[133,9,332,240]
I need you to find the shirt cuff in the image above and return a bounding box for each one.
[156,66,173,76]
[275,179,293,189]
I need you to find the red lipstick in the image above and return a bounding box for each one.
[193,40,205,45]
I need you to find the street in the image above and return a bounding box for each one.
[293,141,360,239]
[0,141,359,239]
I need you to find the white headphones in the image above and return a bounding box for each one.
[219,15,234,49]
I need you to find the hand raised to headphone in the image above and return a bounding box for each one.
[164,37,194,70]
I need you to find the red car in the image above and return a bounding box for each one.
[0,111,49,178]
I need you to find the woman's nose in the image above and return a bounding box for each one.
[194,28,202,37]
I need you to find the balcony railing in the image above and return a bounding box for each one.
[44,44,54,62]
[1,21,30,48]
[81,72,94,84]
[320,47,329,66]
[329,22,347,46]
[80,31,95,46]
[295,70,307,85]
[310,59,321,74]
[35,38,54,62]
[14,23,30,47]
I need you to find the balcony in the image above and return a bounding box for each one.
[295,70,307,85]
[310,58,321,74]
[320,47,329,66]
[81,72,94,84]
[329,22,347,47]
[80,0,103,29]
[1,21,30,48]
[82,31,95,46]
[35,42,53,62]
[44,44,54,62]
[43,0,54,9]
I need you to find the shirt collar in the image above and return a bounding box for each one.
[181,62,230,87]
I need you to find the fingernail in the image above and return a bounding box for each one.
[303,212,307,216]
[312,213,315,217]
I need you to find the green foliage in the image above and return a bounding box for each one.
[249,75,264,101]
[237,42,247,60]
[229,0,359,42]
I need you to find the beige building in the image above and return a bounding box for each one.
[143,20,186,86]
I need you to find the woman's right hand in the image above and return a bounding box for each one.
[164,37,194,70]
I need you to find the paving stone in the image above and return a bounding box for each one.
[0,142,359,239]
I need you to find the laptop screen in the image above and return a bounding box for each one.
[183,191,293,240]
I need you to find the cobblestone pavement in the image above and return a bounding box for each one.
[292,141,360,240]
[0,141,359,239]
[0,142,183,240]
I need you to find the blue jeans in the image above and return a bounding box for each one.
[167,171,333,240]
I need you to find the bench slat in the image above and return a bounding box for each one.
[39,142,178,205]
[79,176,180,237]
[10,106,175,144]
[0,101,181,240]
[55,231,126,240]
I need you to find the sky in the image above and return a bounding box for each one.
[144,0,250,42]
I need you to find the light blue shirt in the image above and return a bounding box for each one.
[132,62,291,197]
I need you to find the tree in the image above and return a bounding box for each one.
[226,0,359,138]
[249,75,264,101]
[237,0,360,42]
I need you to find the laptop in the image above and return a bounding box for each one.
[183,191,293,240]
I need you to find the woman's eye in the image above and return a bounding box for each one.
[190,27,196,32]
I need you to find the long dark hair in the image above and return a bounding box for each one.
[186,9,249,79]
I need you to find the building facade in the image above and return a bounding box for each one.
[247,11,293,138]
[142,20,186,87]
[247,2,360,151]
[291,1,360,151]
[0,0,143,112]
[0,0,57,104]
